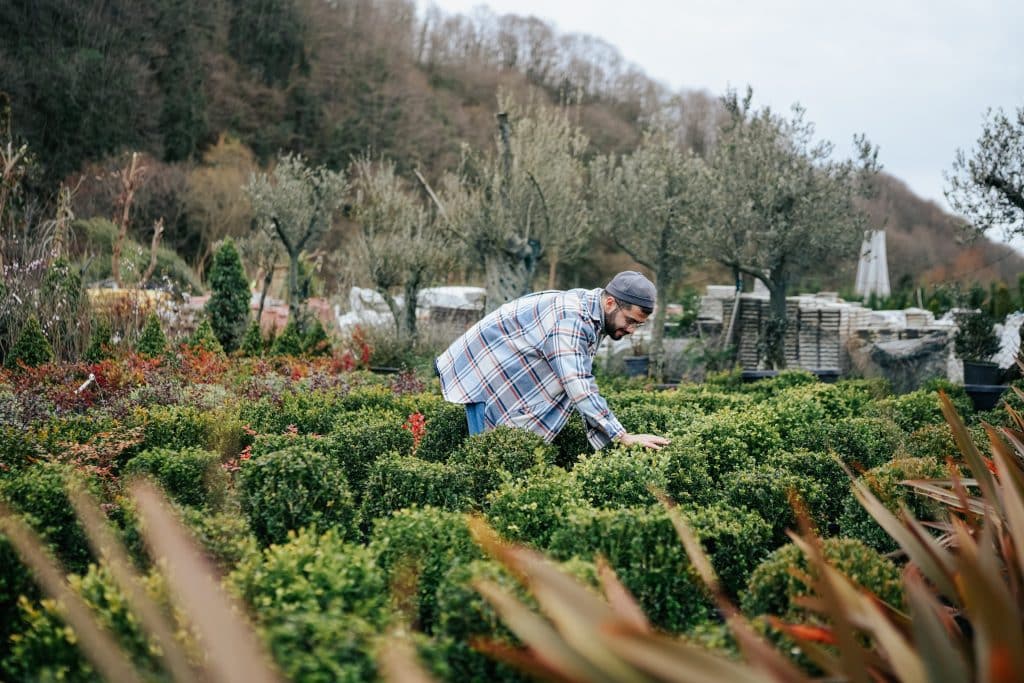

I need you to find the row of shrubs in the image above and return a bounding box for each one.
[2,365,1021,680]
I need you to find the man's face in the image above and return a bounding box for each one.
[603,299,649,339]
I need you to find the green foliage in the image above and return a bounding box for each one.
[270,320,304,356]
[1,565,176,682]
[135,312,168,358]
[674,409,782,477]
[238,446,357,546]
[551,412,591,468]
[331,411,414,495]
[369,507,483,633]
[548,503,772,632]
[0,534,38,664]
[359,453,471,526]
[123,446,227,510]
[228,528,390,682]
[178,505,258,572]
[75,218,203,293]
[867,388,968,432]
[240,320,265,357]
[188,318,225,355]
[83,317,114,362]
[485,467,585,547]
[839,457,949,552]
[615,403,698,434]
[448,427,557,506]
[4,316,53,369]
[415,401,469,463]
[39,257,86,361]
[801,416,904,470]
[206,238,251,353]
[773,449,852,536]
[955,309,1001,361]
[742,370,819,399]
[0,461,94,574]
[140,404,213,452]
[302,317,332,356]
[722,463,826,543]
[572,447,669,508]
[242,390,350,435]
[742,538,903,618]
[662,442,720,507]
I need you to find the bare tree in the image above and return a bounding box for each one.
[444,94,592,308]
[349,157,456,342]
[247,153,348,328]
[111,152,145,288]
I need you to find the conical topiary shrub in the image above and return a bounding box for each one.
[205,239,251,353]
[4,316,53,369]
[240,320,264,357]
[189,319,225,355]
[303,318,332,356]
[270,320,303,356]
[83,318,113,362]
[136,312,168,358]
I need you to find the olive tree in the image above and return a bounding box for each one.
[945,105,1024,240]
[702,89,879,368]
[349,158,455,343]
[589,132,707,377]
[444,94,592,309]
[247,153,347,328]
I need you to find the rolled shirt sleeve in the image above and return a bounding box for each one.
[542,317,625,449]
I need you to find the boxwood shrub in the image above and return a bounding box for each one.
[676,409,783,477]
[548,503,771,632]
[802,416,904,471]
[866,388,969,433]
[2,565,178,682]
[721,463,826,544]
[662,442,720,507]
[773,449,852,536]
[414,401,469,463]
[614,403,698,435]
[368,507,484,633]
[484,467,586,547]
[742,537,903,618]
[138,404,213,452]
[238,446,357,546]
[0,461,95,574]
[448,427,556,506]
[123,446,227,510]
[359,453,472,527]
[838,456,950,552]
[551,412,591,469]
[572,447,669,509]
[331,411,414,496]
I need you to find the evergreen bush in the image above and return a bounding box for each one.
[0,461,94,574]
[188,318,225,355]
[135,312,168,358]
[572,447,669,508]
[270,320,303,356]
[123,446,227,510]
[239,320,264,356]
[302,317,332,356]
[662,442,720,507]
[359,453,471,526]
[802,416,904,470]
[238,446,357,546]
[773,449,851,536]
[741,538,903,618]
[722,463,826,543]
[83,317,113,362]
[838,456,950,552]
[448,426,556,506]
[368,507,483,633]
[484,467,585,547]
[551,412,591,468]
[331,411,414,495]
[673,408,782,478]
[414,401,469,463]
[205,238,251,353]
[4,316,53,369]
[139,404,213,452]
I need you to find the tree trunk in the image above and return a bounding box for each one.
[256,254,277,326]
[547,252,559,289]
[287,251,302,329]
[484,247,535,311]
[140,218,164,285]
[403,270,422,344]
[765,277,789,369]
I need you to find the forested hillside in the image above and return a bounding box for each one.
[2,0,1019,293]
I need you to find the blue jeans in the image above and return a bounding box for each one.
[465,402,486,435]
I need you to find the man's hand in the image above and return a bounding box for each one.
[617,432,671,450]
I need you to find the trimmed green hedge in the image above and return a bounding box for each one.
[448,427,556,506]
[123,446,227,510]
[485,467,585,547]
[572,447,669,509]
[360,453,471,526]
[238,446,357,546]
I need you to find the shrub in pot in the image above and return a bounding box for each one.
[954,309,1002,384]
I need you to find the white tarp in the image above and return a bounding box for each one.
[336,286,486,330]
[855,229,891,298]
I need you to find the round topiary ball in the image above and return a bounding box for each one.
[238,446,356,546]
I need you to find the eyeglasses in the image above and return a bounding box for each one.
[613,301,646,330]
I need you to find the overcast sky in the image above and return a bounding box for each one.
[419,0,1023,228]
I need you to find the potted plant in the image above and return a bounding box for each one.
[954,309,1002,387]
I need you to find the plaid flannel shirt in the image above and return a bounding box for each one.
[436,287,625,449]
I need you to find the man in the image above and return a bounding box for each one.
[435,271,671,451]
